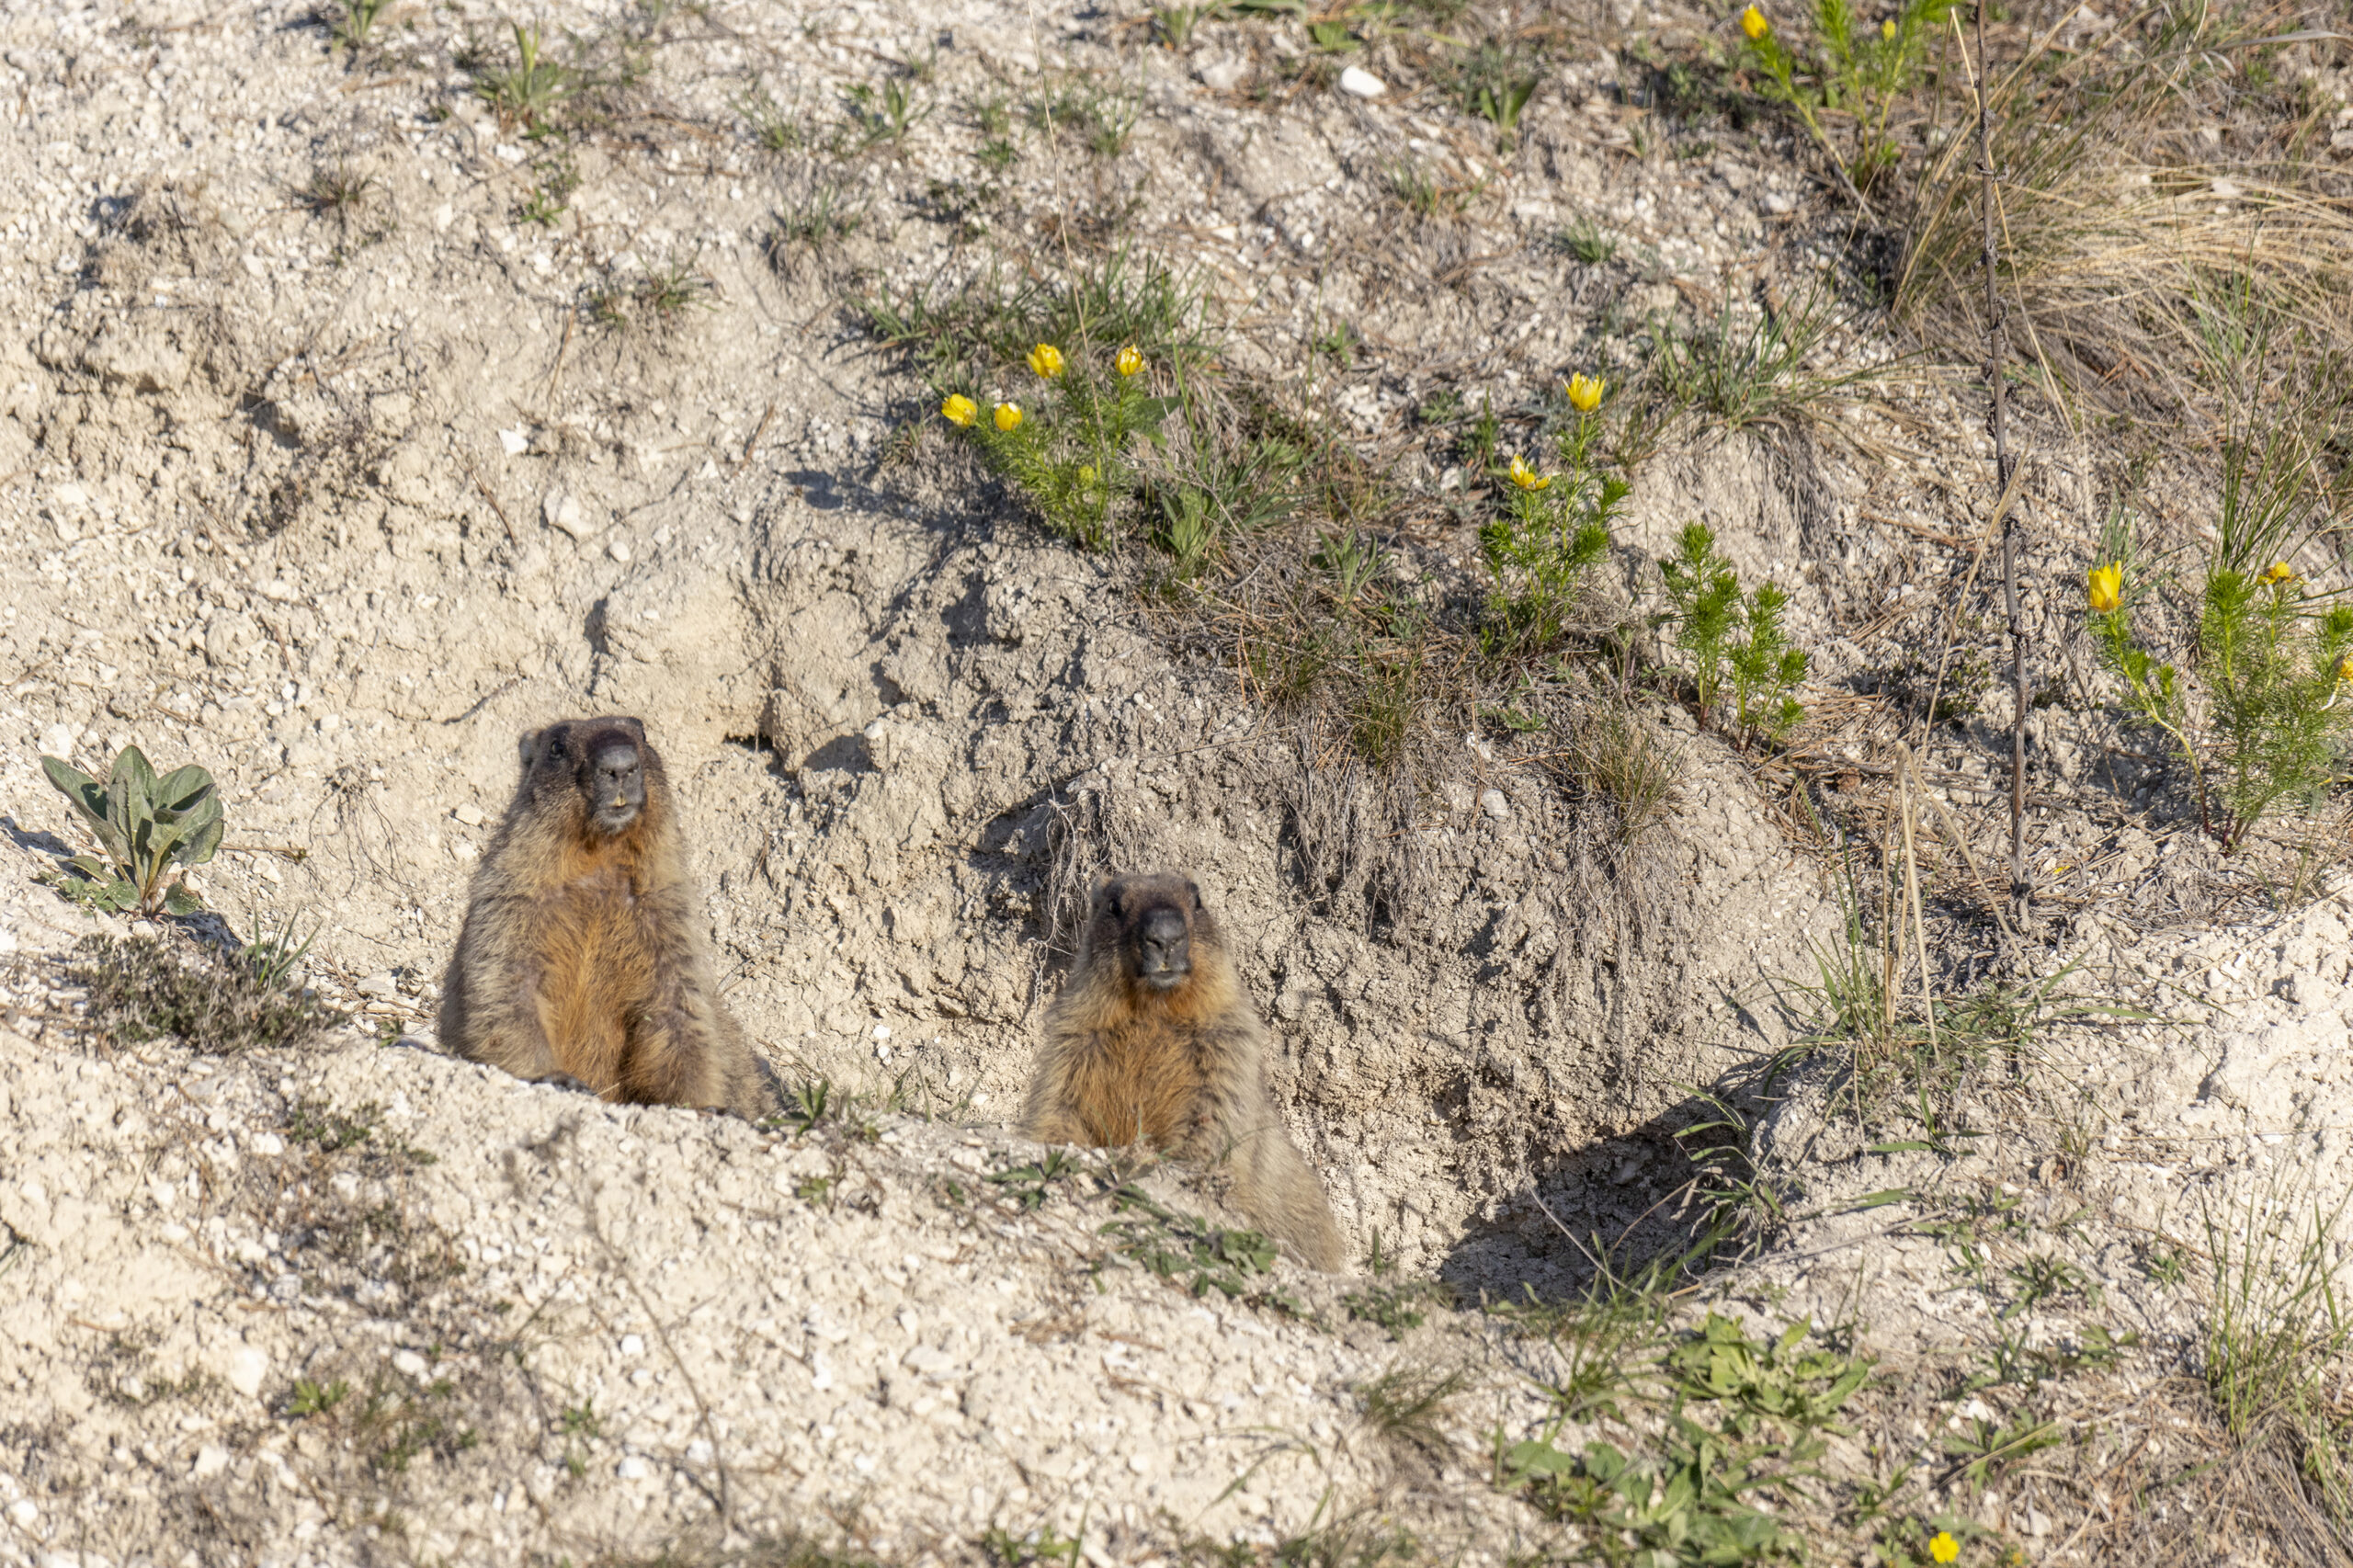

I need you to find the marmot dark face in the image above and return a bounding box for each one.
[1086,872,1210,994]
[517,716,658,838]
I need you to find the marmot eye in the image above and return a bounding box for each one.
[547,740,565,757]
[1106,894,1124,919]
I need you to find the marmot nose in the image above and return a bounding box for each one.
[595,745,642,795]
[1137,907,1188,963]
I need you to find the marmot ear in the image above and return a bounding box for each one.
[1187,878,1204,911]
[517,728,543,772]
[620,716,647,738]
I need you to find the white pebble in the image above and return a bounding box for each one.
[1480,789,1511,821]
[1338,65,1386,98]
[453,802,485,826]
[620,1334,645,1358]
[391,1350,427,1378]
[190,1446,230,1480]
[225,1346,268,1399]
[608,538,633,564]
[498,426,529,456]
[616,1456,651,1481]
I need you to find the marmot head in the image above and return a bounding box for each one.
[515,716,663,839]
[1081,871,1214,994]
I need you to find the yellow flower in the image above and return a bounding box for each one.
[1027,343,1065,380]
[2260,560,2297,587]
[2086,562,2122,614]
[1881,17,1896,39]
[940,393,978,427]
[994,401,1024,432]
[1566,372,1606,413]
[1507,455,1551,491]
[1741,5,1769,40]
[1116,344,1145,377]
[2339,652,2353,683]
[1929,1532,1960,1565]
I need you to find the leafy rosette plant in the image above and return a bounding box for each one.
[40,745,225,915]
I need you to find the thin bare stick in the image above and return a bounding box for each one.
[1970,0,2031,937]
[1898,745,1938,1054]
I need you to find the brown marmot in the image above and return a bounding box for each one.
[1023,872,1346,1270]
[439,716,780,1119]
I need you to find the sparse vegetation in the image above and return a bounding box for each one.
[588,256,712,330]
[296,163,378,220]
[474,22,570,131]
[1650,278,1893,430]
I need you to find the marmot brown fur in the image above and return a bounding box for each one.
[1023,872,1346,1270]
[439,716,780,1119]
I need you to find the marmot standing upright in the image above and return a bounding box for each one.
[1023,872,1346,1270]
[439,716,780,1119]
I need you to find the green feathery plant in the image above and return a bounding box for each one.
[2089,551,2353,851]
[1657,523,1808,742]
[938,341,1171,551]
[1738,0,1957,193]
[1480,377,1629,655]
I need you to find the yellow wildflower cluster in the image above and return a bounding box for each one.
[1566,372,1605,413]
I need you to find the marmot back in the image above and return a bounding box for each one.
[1023,872,1346,1271]
[438,716,779,1119]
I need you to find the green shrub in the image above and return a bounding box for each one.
[2090,555,2353,849]
[1657,524,1807,742]
[1739,0,1957,190]
[40,746,224,915]
[939,341,1172,550]
[1479,392,1628,654]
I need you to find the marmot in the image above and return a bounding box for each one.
[439,716,780,1119]
[1023,872,1346,1271]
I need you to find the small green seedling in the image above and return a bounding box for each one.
[41,746,225,915]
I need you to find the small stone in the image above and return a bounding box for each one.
[1763,190,1796,215]
[1194,51,1248,91]
[258,577,296,602]
[391,1349,428,1378]
[453,802,486,826]
[608,538,633,564]
[1479,789,1511,821]
[543,490,592,540]
[6,1499,35,1528]
[53,482,89,509]
[1128,1451,1153,1474]
[620,1334,646,1358]
[358,972,400,1000]
[1338,65,1386,98]
[247,1132,284,1157]
[873,1024,892,1040]
[617,1456,651,1481]
[39,722,78,758]
[191,1445,231,1479]
[225,1346,268,1398]
[499,426,530,456]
